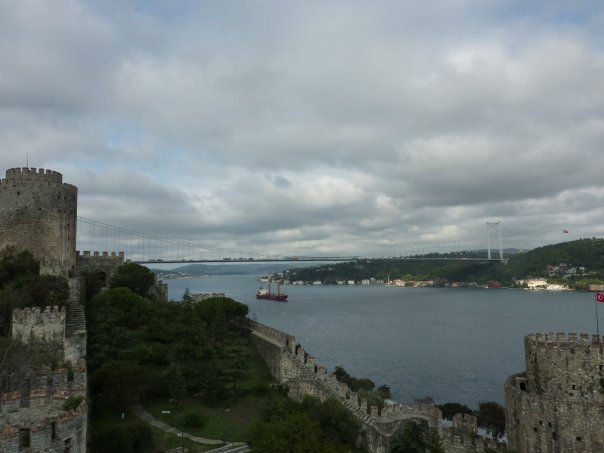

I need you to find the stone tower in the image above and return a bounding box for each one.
[0,167,77,277]
[505,332,604,453]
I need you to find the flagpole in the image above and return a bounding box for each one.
[597,300,600,339]
[596,293,601,342]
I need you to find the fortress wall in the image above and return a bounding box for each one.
[11,306,65,343]
[76,251,125,278]
[0,168,77,277]
[0,400,87,453]
[0,363,87,414]
[506,333,604,453]
[64,334,87,365]
[236,318,443,453]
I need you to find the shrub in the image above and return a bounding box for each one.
[182,409,206,429]
[63,395,85,411]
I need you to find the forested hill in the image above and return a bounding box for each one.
[284,238,604,287]
[505,238,604,279]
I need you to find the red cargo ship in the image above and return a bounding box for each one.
[256,285,288,301]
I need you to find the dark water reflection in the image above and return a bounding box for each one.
[166,275,595,408]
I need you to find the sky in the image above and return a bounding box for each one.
[1,0,603,257]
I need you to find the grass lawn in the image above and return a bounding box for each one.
[144,332,289,443]
[148,425,224,452]
[146,393,271,442]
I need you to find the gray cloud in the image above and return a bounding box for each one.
[1,0,603,257]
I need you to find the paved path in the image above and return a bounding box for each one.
[132,405,250,452]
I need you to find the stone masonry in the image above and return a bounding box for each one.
[0,168,77,278]
[505,332,604,453]
[1,167,87,453]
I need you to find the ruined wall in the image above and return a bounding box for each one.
[0,399,87,453]
[0,358,87,453]
[0,168,77,277]
[505,332,604,453]
[235,318,443,453]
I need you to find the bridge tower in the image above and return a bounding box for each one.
[486,221,503,260]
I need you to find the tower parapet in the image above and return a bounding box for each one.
[505,332,604,452]
[524,332,604,400]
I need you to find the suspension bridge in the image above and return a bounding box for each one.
[75,217,507,264]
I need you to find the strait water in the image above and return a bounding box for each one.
[165,275,596,409]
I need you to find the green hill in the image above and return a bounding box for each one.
[284,239,604,289]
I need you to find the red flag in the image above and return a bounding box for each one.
[563,229,569,233]
[597,292,604,303]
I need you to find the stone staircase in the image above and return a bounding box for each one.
[206,443,251,453]
[65,300,86,335]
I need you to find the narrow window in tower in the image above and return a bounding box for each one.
[18,429,30,447]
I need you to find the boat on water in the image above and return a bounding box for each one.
[256,284,288,301]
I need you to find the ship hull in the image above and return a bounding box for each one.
[256,293,288,301]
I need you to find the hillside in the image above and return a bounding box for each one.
[284,239,604,288]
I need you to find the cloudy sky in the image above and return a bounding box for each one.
[1,0,603,257]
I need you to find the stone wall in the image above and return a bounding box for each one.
[11,306,65,343]
[505,332,604,453]
[0,399,87,453]
[234,318,444,453]
[0,167,77,277]
[76,250,125,286]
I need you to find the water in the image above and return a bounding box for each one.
[166,275,595,408]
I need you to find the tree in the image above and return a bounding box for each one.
[390,418,443,453]
[477,401,505,441]
[378,384,392,400]
[0,247,38,288]
[299,396,360,447]
[109,262,156,297]
[91,361,151,411]
[437,402,473,421]
[249,412,324,453]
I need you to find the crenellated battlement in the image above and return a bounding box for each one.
[238,317,443,452]
[528,331,602,347]
[11,306,66,344]
[1,167,63,184]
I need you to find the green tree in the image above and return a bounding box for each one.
[0,247,39,287]
[91,361,151,411]
[90,418,153,453]
[477,401,505,441]
[437,402,473,421]
[390,418,443,453]
[109,262,156,296]
[249,412,324,453]
[378,384,392,400]
[299,396,360,447]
